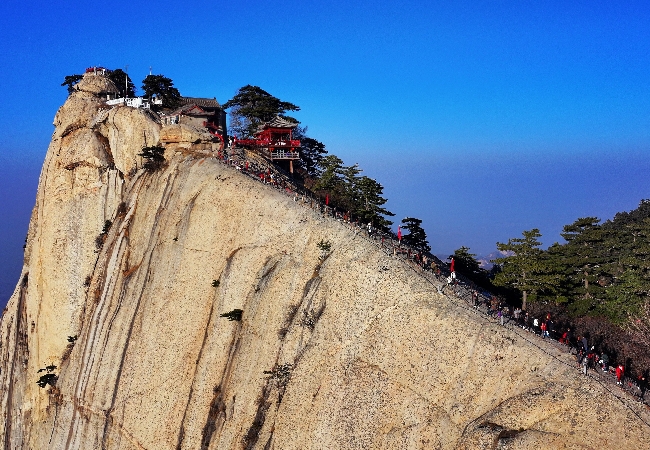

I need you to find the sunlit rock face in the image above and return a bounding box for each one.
[1,76,650,449]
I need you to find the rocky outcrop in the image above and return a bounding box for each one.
[74,73,120,97]
[1,75,650,449]
[96,107,160,175]
[160,123,223,155]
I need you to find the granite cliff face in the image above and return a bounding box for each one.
[1,73,650,449]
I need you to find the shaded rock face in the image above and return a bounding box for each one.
[1,81,650,450]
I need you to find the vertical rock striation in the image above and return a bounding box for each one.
[1,73,650,449]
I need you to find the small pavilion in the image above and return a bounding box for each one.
[236,116,301,172]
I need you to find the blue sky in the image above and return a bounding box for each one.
[1,0,650,304]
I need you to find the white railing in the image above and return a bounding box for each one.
[105,98,125,106]
[105,97,162,109]
[269,150,300,160]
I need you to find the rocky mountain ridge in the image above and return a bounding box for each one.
[1,72,649,449]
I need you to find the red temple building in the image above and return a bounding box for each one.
[236,116,301,172]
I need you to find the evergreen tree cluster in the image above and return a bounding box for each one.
[107,69,136,98]
[492,200,650,325]
[446,200,650,332]
[443,203,650,374]
[450,246,492,289]
[310,156,395,231]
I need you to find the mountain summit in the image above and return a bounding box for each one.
[1,72,649,449]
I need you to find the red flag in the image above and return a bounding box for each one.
[397,226,402,241]
[325,194,329,205]
[450,257,455,273]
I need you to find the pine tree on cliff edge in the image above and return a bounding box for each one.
[400,217,430,253]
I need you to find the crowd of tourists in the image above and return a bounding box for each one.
[210,147,649,408]
[459,285,649,404]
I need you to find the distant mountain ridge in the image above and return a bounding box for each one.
[436,250,509,270]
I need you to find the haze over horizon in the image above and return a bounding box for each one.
[1,0,649,306]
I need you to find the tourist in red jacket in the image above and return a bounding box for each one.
[616,364,624,385]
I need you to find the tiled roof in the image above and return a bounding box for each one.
[258,115,299,130]
[169,104,214,117]
[180,97,220,109]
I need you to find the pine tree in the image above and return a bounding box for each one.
[141,74,181,109]
[223,85,300,138]
[296,136,327,178]
[107,68,136,97]
[492,229,557,310]
[400,217,430,253]
[61,74,83,94]
[340,164,362,211]
[353,176,394,231]
[559,217,607,313]
[313,155,345,197]
[450,246,489,285]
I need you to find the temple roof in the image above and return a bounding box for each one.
[179,97,221,109]
[257,116,299,131]
[169,103,214,117]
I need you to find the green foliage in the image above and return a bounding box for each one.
[36,365,58,388]
[297,135,328,178]
[341,163,362,200]
[220,309,243,321]
[629,299,650,349]
[451,246,480,274]
[141,74,181,109]
[560,216,601,242]
[450,246,491,287]
[317,240,332,253]
[492,229,558,310]
[549,214,644,318]
[61,74,83,94]
[139,146,166,172]
[559,217,607,303]
[67,335,77,343]
[107,68,136,97]
[211,279,220,287]
[353,176,394,230]
[491,201,650,324]
[313,155,345,193]
[401,217,430,253]
[312,157,393,230]
[223,85,300,138]
[95,220,112,249]
[264,363,293,388]
[102,220,112,235]
[601,269,645,323]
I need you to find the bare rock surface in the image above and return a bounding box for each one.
[160,123,223,154]
[1,76,650,449]
[74,73,120,97]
